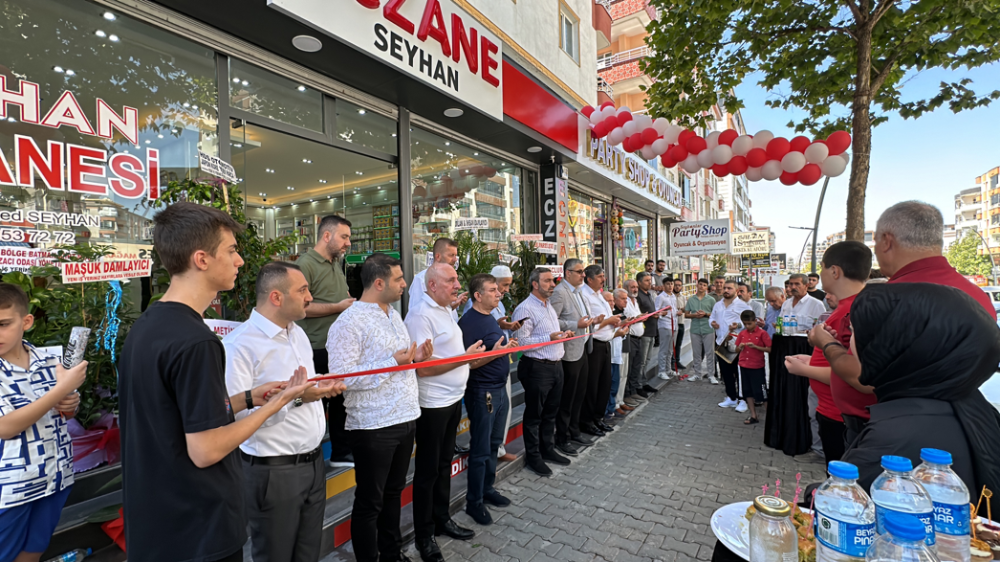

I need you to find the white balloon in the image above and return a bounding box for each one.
[608,128,625,146]
[839,152,850,165]
[681,154,701,174]
[821,156,848,177]
[732,135,754,156]
[804,142,829,164]
[617,106,632,115]
[663,125,684,145]
[589,112,603,125]
[696,149,715,169]
[651,138,670,156]
[745,166,763,182]
[752,130,774,149]
[705,131,721,150]
[711,145,733,165]
[653,117,670,135]
[781,152,806,173]
[640,146,656,160]
[623,121,637,137]
[762,160,783,181]
[636,114,653,130]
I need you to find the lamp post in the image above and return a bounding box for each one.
[964,227,999,285]
[790,226,816,271]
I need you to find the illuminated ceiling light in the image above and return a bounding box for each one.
[144,140,151,144]
[355,171,363,176]
[473,152,479,156]
[103,11,116,20]
[53,66,64,73]
[310,200,314,203]
[192,105,198,110]
[357,109,366,115]
[182,102,190,108]
[241,80,249,86]
[232,77,240,83]
[64,69,75,76]
[443,108,464,118]
[327,195,331,199]
[292,35,323,52]
[287,186,295,190]
[297,85,307,92]
[319,179,327,183]
[95,30,106,37]
[7,117,15,123]
[233,143,242,148]
[157,134,164,138]
[527,146,542,153]
[391,133,397,137]
[108,34,119,42]
[444,142,450,146]
[302,158,312,163]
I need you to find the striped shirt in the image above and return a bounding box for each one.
[512,293,565,361]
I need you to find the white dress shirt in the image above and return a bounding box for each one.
[224,310,325,456]
[327,301,420,430]
[779,295,827,336]
[512,293,565,361]
[625,297,644,337]
[709,298,751,344]
[581,284,615,342]
[405,293,470,408]
[655,292,677,331]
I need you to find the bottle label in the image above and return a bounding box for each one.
[814,509,875,558]
[932,501,971,536]
[875,506,936,546]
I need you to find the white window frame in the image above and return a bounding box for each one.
[559,1,580,64]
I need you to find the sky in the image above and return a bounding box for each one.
[735,63,1000,259]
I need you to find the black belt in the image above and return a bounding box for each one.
[842,414,868,435]
[524,356,559,365]
[240,447,322,466]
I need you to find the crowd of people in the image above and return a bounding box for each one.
[3,199,1000,562]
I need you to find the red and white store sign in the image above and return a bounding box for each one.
[60,259,152,284]
[0,76,159,200]
[268,0,503,120]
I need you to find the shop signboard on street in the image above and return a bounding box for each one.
[453,217,489,231]
[668,219,730,257]
[731,229,771,255]
[771,253,787,270]
[739,253,772,269]
[539,163,568,263]
[60,259,153,284]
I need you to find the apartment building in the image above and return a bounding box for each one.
[802,229,877,269]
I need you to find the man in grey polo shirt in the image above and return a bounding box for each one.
[296,215,356,467]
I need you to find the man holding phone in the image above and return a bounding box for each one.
[684,279,717,382]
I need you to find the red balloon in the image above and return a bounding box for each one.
[712,164,729,177]
[746,148,768,168]
[660,153,677,168]
[641,127,659,145]
[727,155,749,175]
[677,129,695,146]
[601,101,616,110]
[581,106,596,118]
[686,136,707,154]
[629,133,643,148]
[617,111,634,124]
[826,131,851,155]
[622,137,633,152]
[798,163,822,185]
[669,144,689,162]
[779,171,798,186]
[789,135,811,153]
[718,130,739,146]
[766,137,791,160]
[591,123,605,138]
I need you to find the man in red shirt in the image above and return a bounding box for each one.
[790,242,872,460]
[735,310,771,425]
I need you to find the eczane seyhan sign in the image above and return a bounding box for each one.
[668,219,731,257]
[268,0,503,120]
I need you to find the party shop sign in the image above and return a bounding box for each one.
[668,219,730,257]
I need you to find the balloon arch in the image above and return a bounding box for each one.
[582,102,852,187]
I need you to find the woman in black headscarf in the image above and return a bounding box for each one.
[843,282,1000,515]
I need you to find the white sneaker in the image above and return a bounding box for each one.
[657,372,671,380]
[735,400,748,413]
[718,397,738,408]
[709,377,720,385]
[686,376,701,382]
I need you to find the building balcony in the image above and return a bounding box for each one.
[609,0,657,37]
[703,182,713,200]
[597,45,649,70]
[594,1,612,50]
[597,77,614,106]
[598,60,651,91]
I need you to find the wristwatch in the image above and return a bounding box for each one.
[245,390,254,411]
[293,398,303,408]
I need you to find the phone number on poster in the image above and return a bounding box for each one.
[0,228,75,244]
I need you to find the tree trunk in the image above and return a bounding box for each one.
[846,24,873,243]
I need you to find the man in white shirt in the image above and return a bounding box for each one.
[224,262,347,562]
[606,289,632,418]
[621,280,644,409]
[409,238,467,318]
[778,273,827,457]
[581,265,622,437]
[738,282,766,323]
[671,279,688,372]
[327,254,434,562]
[404,264,486,559]
[654,278,678,380]
[709,280,751,408]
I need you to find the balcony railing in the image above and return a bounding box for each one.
[597,77,614,96]
[597,45,650,70]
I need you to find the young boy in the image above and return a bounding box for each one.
[735,309,771,425]
[0,283,88,562]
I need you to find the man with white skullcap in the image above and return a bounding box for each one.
[464,265,521,462]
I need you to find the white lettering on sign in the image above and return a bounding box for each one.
[59,259,152,284]
[268,0,503,120]
[199,152,238,184]
[731,230,770,255]
[0,209,100,228]
[453,217,489,231]
[587,133,682,210]
[668,219,731,257]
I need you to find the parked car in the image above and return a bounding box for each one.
[982,286,1000,315]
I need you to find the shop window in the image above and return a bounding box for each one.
[559,2,580,63]
[618,209,651,282]
[0,0,218,255]
[566,190,607,270]
[229,58,324,133]
[337,99,398,156]
[410,127,524,276]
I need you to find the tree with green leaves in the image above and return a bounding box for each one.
[643,0,1000,242]
[946,231,994,279]
[710,254,728,279]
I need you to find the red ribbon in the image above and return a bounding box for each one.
[309,306,670,382]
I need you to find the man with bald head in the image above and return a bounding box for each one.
[405,263,490,557]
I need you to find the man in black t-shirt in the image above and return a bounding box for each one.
[119,202,312,562]
[807,271,827,303]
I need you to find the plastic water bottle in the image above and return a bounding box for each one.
[782,314,789,335]
[789,314,798,336]
[866,511,941,562]
[815,461,877,562]
[43,549,92,562]
[912,449,971,562]
[871,456,936,552]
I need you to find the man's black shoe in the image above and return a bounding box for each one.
[525,460,553,477]
[542,450,571,465]
[595,420,615,433]
[580,423,605,437]
[454,444,470,455]
[570,434,595,446]
[483,491,511,507]
[556,442,580,456]
[678,363,689,370]
[636,388,651,399]
[435,519,474,541]
[465,503,493,525]
[642,384,659,394]
[415,537,445,562]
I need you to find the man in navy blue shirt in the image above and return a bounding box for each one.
[458,273,519,525]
